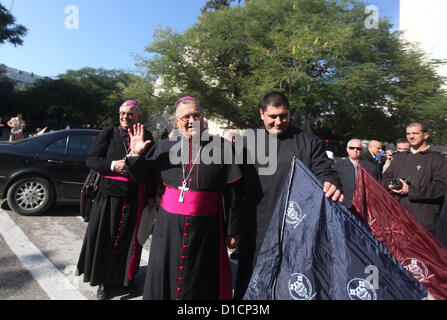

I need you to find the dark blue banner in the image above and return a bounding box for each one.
[243,158,427,300]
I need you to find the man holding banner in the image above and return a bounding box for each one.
[243,158,429,300]
[235,92,343,299]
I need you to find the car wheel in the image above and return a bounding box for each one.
[6,176,55,216]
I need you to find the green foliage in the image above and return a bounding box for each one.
[131,0,447,144]
[201,0,238,14]
[0,75,15,105]
[8,68,135,129]
[57,68,136,126]
[0,3,27,46]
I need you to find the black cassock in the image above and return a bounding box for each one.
[129,134,243,300]
[76,125,154,287]
[235,125,341,299]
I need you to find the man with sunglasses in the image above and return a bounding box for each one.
[334,139,380,209]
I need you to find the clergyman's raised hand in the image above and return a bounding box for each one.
[128,123,151,156]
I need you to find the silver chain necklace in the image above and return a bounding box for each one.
[178,145,202,203]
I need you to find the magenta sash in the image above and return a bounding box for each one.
[103,174,135,182]
[160,186,219,216]
[161,185,232,299]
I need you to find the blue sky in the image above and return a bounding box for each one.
[0,0,399,78]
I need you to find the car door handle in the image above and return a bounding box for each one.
[48,160,64,164]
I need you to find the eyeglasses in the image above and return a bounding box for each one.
[176,112,203,122]
[348,147,363,151]
[119,112,135,117]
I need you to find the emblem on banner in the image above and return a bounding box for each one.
[288,273,316,300]
[248,272,261,296]
[401,258,435,281]
[347,278,377,300]
[367,210,376,227]
[285,201,307,229]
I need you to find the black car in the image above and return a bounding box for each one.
[0,129,100,216]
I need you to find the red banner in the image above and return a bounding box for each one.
[352,162,447,300]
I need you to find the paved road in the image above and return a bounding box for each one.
[0,202,150,300]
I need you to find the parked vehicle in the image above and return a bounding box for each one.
[0,129,100,216]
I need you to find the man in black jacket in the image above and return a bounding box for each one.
[361,140,385,180]
[382,122,447,236]
[334,139,380,209]
[127,97,243,300]
[76,100,154,299]
[235,92,343,299]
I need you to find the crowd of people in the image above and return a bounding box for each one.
[333,123,447,240]
[73,93,447,300]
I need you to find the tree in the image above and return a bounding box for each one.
[0,3,27,46]
[201,0,241,14]
[58,68,136,126]
[134,0,447,144]
[0,75,15,104]
[15,68,135,129]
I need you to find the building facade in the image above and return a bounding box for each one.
[0,64,48,88]
[399,0,447,87]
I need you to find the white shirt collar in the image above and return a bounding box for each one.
[349,158,359,166]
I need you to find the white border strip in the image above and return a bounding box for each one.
[0,210,86,300]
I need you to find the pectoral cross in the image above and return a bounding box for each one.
[178,182,189,203]
[178,145,201,203]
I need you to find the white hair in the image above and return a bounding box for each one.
[347,139,362,147]
[173,99,203,117]
[120,101,141,114]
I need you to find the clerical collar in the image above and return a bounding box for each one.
[410,145,430,154]
[263,125,294,139]
[171,129,205,142]
[119,126,128,135]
